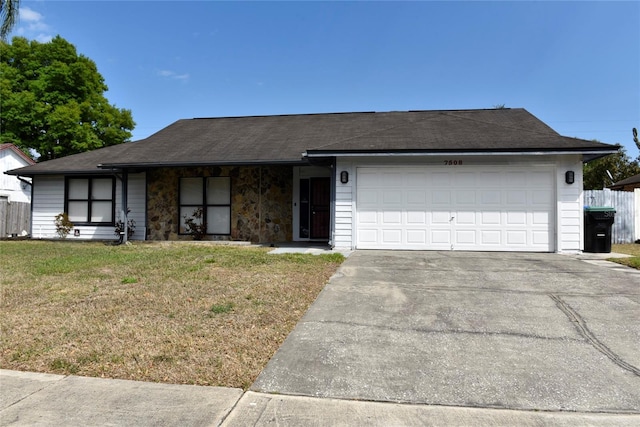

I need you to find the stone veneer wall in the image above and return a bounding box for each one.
[146,166,292,242]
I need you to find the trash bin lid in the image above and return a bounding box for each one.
[584,206,616,212]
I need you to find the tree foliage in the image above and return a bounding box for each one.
[583,147,640,190]
[0,36,134,160]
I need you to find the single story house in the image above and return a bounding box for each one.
[7,108,618,252]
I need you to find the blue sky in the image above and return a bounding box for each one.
[10,1,640,156]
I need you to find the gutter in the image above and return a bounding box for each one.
[304,149,619,158]
[97,159,309,169]
[16,176,32,186]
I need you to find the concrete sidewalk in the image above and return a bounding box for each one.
[2,370,639,426]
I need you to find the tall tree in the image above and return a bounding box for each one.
[0,0,20,40]
[0,36,134,160]
[583,146,640,190]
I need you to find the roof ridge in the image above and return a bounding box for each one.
[190,108,519,121]
[192,111,377,120]
[440,109,560,137]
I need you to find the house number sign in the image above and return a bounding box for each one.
[444,160,463,165]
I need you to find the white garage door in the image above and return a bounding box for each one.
[356,166,554,251]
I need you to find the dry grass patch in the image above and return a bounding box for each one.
[0,241,344,389]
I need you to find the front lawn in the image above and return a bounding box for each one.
[610,243,640,270]
[0,241,343,389]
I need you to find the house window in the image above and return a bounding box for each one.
[179,177,231,235]
[65,177,115,225]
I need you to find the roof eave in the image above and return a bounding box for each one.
[97,159,310,169]
[4,168,118,177]
[304,148,620,158]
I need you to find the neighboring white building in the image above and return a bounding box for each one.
[1,143,35,203]
[1,144,36,237]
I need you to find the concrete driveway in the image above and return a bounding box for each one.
[252,251,640,413]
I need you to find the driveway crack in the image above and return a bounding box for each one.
[549,294,640,377]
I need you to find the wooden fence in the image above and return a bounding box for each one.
[0,199,31,237]
[584,189,636,244]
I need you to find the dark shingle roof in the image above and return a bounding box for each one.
[609,173,640,189]
[7,108,618,175]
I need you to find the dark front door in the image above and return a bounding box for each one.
[299,177,330,240]
[310,177,330,239]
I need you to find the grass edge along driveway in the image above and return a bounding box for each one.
[0,241,344,389]
[610,243,640,269]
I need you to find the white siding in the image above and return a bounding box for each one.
[1,149,33,203]
[32,172,146,241]
[556,156,583,253]
[32,175,65,239]
[334,160,354,249]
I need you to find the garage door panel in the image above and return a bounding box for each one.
[407,229,427,244]
[506,172,527,187]
[358,171,380,186]
[481,230,501,245]
[507,230,527,245]
[532,211,550,225]
[455,190,476,204]
[431,172,452,186]
[455,211,476,225]
[455,172,476,186]
[382,190,402,205]
[431,229,451,244]
[358,189,378,205]
[432,190,451,204]
[507,191,527,205]
[532,190,552,205]
[356,167,554,251]
[358,210,377,224]
[407,211,426,224]
[529,172,553,186]
[382,229,402,244]
[480,190,501,205]
[406,172,427,187]
[432,211,451,224]
[407,190,426,205]
[480,172,502,186]
[455,229,476,244]
[507,211,526,225]
[381,172,403,186]
[481,211,501,225]
[358,228,378,244]
[533,230,550,245]
[382,211,401,224]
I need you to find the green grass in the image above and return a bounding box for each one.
[610,244,640,269]
[210,302,235,314]
[0,240,344,388]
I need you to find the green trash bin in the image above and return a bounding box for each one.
[584,207,616,253]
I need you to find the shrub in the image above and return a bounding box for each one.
[54,213,74,239]
[183,208,207,240]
